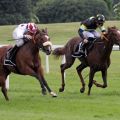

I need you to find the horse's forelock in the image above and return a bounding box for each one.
[41,28,48,34]
[108,26,117,32]
[34,29,46,39]
[34,29,50,45]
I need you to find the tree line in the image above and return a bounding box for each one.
[0,0,119,25]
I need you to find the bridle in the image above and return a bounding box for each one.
[32,30,52,51]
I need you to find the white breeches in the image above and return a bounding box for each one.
[15,39,24,47]
[83,31,101,39]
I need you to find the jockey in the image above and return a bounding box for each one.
[4,22,38,66]
[72,14,106,57]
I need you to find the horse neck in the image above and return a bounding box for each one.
[25,41,39,55]
[102,35,114,60]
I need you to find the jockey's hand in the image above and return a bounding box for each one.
[101,32,106,39]
[83,39,88,43]
[24,35,32,40]
[102,32,106,35]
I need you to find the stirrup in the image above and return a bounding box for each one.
[72,52,84,58]
[72,54,83,58]
[4,59,16,66]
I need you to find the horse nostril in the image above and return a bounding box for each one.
[46,51,51,55]
[45,49,51,55]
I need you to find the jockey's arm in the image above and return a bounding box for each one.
[78,24,86,40]
[17,33,24,39]
[99,25,106,34]
[13,28,32,40]
[13,32,24,40]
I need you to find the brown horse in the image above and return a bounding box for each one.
[53,27,120,95]
[0,28,57,101]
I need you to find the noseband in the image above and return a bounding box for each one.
[32,31,52,51]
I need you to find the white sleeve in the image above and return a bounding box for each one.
[12,27,25,39]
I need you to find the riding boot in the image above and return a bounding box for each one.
[88,37,96,42]
[4,45,19,66]
[79,42,85,54]
[72,42,85,57]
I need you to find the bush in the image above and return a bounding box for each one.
[0,0,32,25]
[36,0,110,23]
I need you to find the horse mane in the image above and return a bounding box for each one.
[108,26,117,31]
[37,28,48,35]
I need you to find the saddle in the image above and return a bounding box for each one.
[72,39,96,58]
[4,46,19,67]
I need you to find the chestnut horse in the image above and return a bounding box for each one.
[53,27,120,95]
[0,28,57,101]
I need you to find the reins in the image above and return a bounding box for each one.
[32,34,36,44]
[101,33,109,41]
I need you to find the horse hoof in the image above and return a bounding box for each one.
[88,92,91,96]
[5,98,9,101]
[50,92,57,97]
[59,88,64,92]
[80,88,85,93]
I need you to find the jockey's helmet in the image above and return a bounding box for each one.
[96,14,105,25]
[27,23,38,34]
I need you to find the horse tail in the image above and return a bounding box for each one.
[52,47,65,58]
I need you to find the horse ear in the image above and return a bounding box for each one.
[108,26,117,32]
[41,28,48,34]
[41,29,44,32]
[45,28,48,34]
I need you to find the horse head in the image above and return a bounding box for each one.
[33,28,52,55]
[106,26,120,45]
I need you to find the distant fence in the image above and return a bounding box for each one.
[0,44,119,90]
[112,45,120,51]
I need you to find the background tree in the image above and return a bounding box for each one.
[0,0,119,25]
[113,2,120,19]
[0,0,32,25]
[36,0,110,23]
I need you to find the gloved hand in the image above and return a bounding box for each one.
[83,39,88,43]
[102,32,106,35]
[24,35,32,40]
[101,32,106,39]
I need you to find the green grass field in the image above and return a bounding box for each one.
[0,21,120,120]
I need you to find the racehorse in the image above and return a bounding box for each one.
[0,28,57,101]
[52,27,120,95]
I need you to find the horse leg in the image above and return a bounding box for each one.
[101,70,107,88]
[59,56,75,92]
[34,74,47,95]
[88,68,95,95]
[59,64,65,92]
[76,63,87,93]
[93,70,107,88]
[0,76,9,101]
[19,64,48,95]
[40,75,57,97]
[36,66,57,97]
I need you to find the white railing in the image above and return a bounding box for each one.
[112,45,120,50]
[45,45,65,73]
